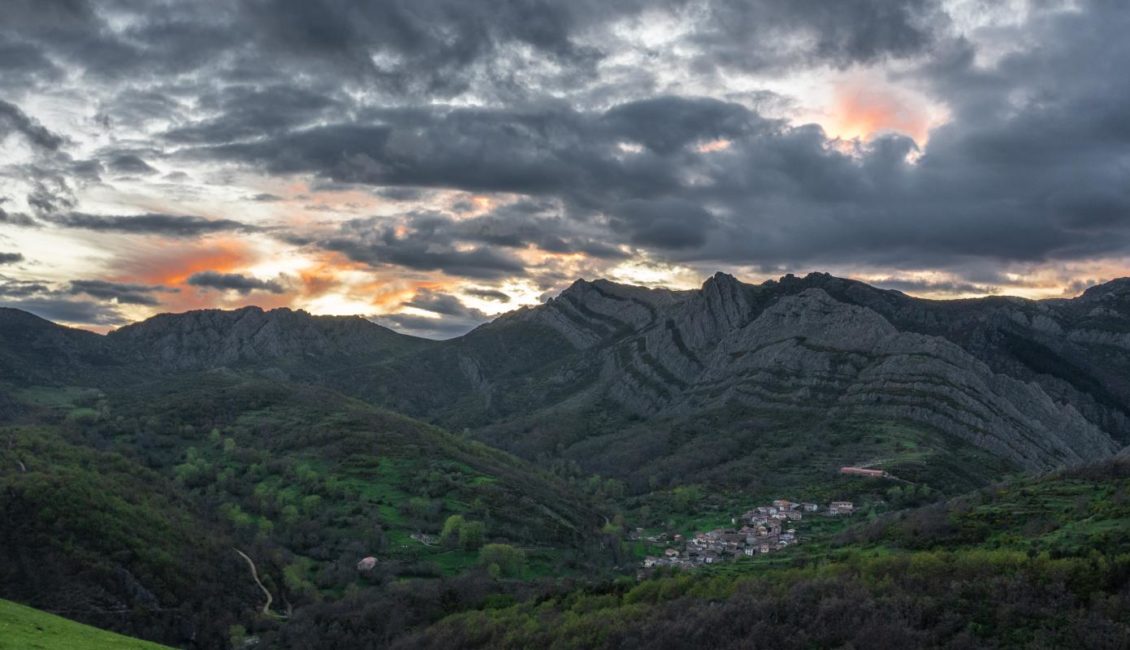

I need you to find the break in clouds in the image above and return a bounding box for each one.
[1,0,1129,336]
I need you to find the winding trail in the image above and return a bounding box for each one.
[234,548,276,617]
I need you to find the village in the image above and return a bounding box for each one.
[640,498,855,570]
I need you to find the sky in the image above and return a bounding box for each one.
[1,0,1129,338]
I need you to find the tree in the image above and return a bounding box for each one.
[478,544,525,577]
[673,485,704,513]
[441,514,466,545]
[459,520,486,550]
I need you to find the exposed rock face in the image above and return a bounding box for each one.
[507,273,1129,470]
[106,306,424,371]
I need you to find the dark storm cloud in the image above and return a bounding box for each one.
[0,38,62,89]
[609,198,716,249]
[321,213,528,279]
[380,288,491,338]
[465,288,511,303]
[191,99,719,200]
[162,84,339,144]
[0,100,64,151]
[48,212,256,237]
[404,289,483,317]
[0,276,48,297]
[69,159,105,180]
[187,271,285,294]
[187,60,1130,273]
[689,0,943,73]
[106,154,157,175]
[410,202,627,258]
[0,267,131,324]
[375,187,432,202]
[67,279,177,306]
[601,96,763,154]
[0,208,39,228]
[0,296,128,325]
[235,0,614,97]
[872,278,999,296]
[0,253,24,264]
[26,173,77,216]
[0,0,950,105]
[324,234,524,279]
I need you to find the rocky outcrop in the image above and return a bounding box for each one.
[498,274,1130,471]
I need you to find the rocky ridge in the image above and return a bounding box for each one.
[3,272,1129,473]
[505,273,1129,470]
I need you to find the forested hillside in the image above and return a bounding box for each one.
[0,376,606,647]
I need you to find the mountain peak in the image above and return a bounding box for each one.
[1079,277,1130,301]
[703,271,741,290]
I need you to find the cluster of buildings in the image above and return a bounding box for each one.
[641,498,855,570]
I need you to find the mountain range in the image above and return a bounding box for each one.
[5,272,1128,478]
[4,271,1130,647]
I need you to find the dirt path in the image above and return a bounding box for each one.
[234,548,275,617]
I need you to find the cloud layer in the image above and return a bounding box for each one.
[1,0,1128,335]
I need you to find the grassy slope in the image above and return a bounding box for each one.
[0,599,171,650]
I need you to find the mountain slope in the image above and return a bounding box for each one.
[107,305,431,372]
[385,273,1128,484]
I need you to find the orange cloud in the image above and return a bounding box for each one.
[696,138,732,153]
[116,238,255,286]
[104,237,268,312]
[288,251,451,315]
[826,81,932,144]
